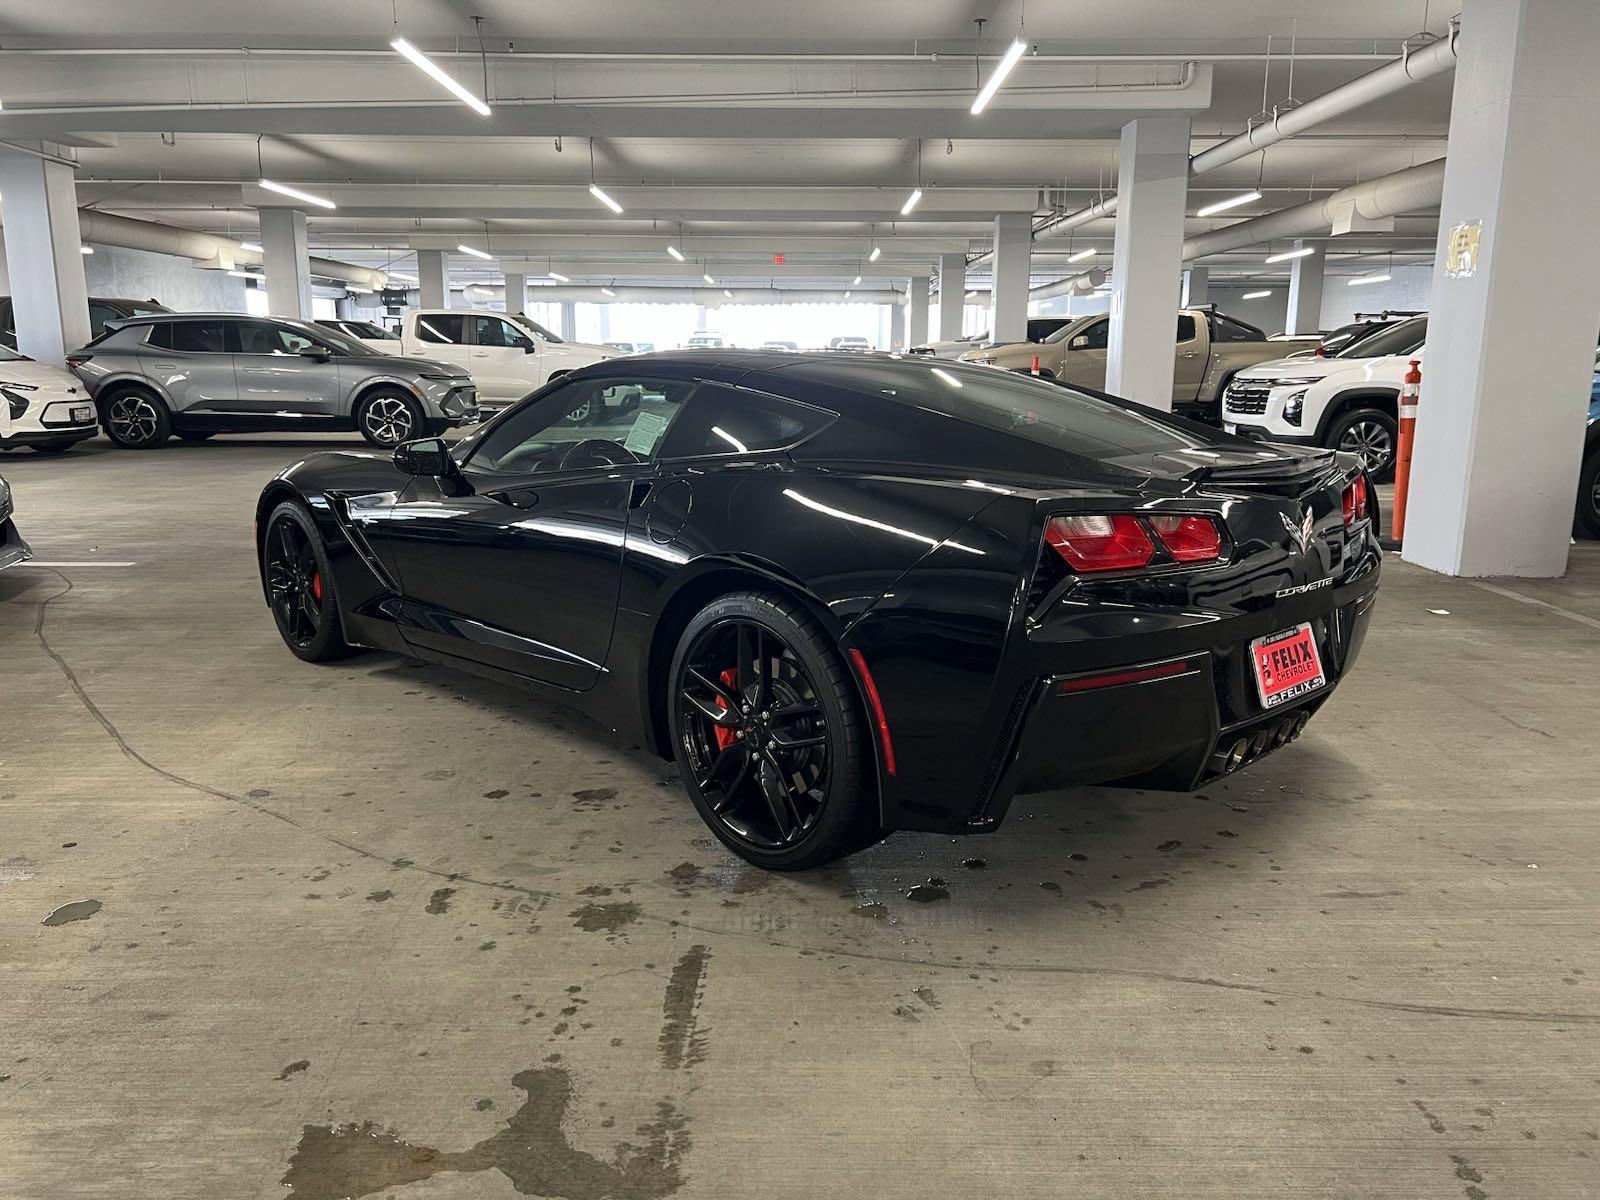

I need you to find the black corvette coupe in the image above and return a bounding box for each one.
[256,351,1380,869]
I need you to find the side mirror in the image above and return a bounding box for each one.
[393,436,459,478]
[522,343,537,354]
[1070,335,1089,350]
[299,347,331,362]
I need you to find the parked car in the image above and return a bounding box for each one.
[907,332,988,359]
[255,350,1379,869]
[1312,311,1425,359]
[1,295,172,350]
[685,334,725,349]
[605,342,644,354]
[761,340,799,351]
[316,319,401,353]
[962,308,1318,423]
[828,336,872,351]
[1219,316,1429,480]
[396,309,616,409]
[0,344,99,453]
[0,473,30,571]
[67,314,479,449]
[1574,360,1600,538]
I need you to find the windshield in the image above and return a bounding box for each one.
[1334,316,1427,358]
[347,321,398,340]
[1042,317,1096,345]
[285,322,373,357]
[506,314,564,344]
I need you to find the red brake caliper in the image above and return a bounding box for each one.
[712,666,740,751]
[311,572,324,603]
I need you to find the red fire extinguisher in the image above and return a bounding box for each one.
[1391,359,1422,542]
[1031,354,1041,376]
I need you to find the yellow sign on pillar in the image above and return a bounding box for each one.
[1445,220,1482,278]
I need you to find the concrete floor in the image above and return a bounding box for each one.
[2,435,1597,1200]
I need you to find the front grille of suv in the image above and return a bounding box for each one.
[1225,385,1269,415]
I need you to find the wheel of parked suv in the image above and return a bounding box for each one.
[102,386,171,449]
[177,431,215,443]
[668,590,882,870]
[262,501,357,663]
[355,389,423,448]
[1327,408,1398,481]
[1575,450,1600,539]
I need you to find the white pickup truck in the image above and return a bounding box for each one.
[397,308,616,408]
[1220,315,1428,480]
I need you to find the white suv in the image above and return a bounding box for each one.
[398,309,616,408]
[1220,315,1427,480]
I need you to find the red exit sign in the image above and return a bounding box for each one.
[773,254,785,265]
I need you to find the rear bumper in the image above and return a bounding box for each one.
[972,573,1378,828]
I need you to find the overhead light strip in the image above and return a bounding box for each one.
[1067,247,1095,263]
[258,179,337,209]
[1264,245,1316,264]
[900,188,923,216]
[1196,190,1262,217]
[588,183,623,214]
[457,243,493,260]
[1347,273,1392,287]
[970,38,1028,116]
[666,245,685,261]
[391,37,491,116]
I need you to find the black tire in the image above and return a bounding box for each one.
[668,590,883,870]
[29,440,75,454]
[1575,449,1600,539]
[177,431,216,443]
[1326,407,1398,482]
[101,386,172,449]
[262,501,359,663]
[355,388,424,448]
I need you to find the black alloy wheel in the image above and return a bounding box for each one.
[263,502,355,662]
[103,388,171,449]
[669,591,880,869]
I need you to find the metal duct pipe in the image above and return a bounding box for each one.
[1182,158,1446,259]
[1028,268,1106,301]
[71,210,387,289]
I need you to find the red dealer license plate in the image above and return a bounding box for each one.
[1250,623,1326,709]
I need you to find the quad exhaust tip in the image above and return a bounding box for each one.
[1211,709,1313,776]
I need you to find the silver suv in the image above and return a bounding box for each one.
[68,314,478,449]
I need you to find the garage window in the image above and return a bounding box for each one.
[417,314,467,344]
[661,384,837,459]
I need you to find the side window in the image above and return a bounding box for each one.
[1212,315,1264,343]
[660,384,837,459]
[1176,315,1196,343]
[465,377,695,475]
[472,315,534,349]
[164,320,229,354]
[1079,319,1110,351]
[416,314,467,344]
[237,322,319,355]
[88,303,122,338]
[146,322,173,350]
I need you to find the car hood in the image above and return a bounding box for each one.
[342,353,469,377]
[0,358,85,391]
[549,341,616,359]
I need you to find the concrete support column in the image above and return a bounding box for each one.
[559,301,577,341]
[936,253,966,341]
[258,207,313,320]
[889,300,906,351]
[503,272,528,315]
[1182,266,1209,306]
[0,148,90,365]
[989,213,1032,345]
[1106,116,1191,408]
[1403,0,1600,578]
[908,278,930,346]
[1285,242,1326,336]
[418,250,448,309]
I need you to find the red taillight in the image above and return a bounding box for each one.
[1045,514,1154,572]
[1314,347,1326,357]
[1342,475,1369,525]
[1148,514,1224,563]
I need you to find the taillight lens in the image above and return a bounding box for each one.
[1342,475,1369,525]
[1045,514,1154,572]
[1148,514,1224,562]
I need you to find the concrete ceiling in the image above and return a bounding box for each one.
[0,1,1458,290]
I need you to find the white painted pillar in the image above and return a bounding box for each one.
[503,272,528,314]
[1403,0,1600,578]
[1182,266,1209,306]
[418,250,448,309]
[1106,116,1191,408]
[936,252,966,341]
[889,300,906,351]
[258,207,313,320]
[559,301,577,340]
[989,213,1031,345]
[1285,241,1326,335]
[908,277,930,346]
[0,147,90,365]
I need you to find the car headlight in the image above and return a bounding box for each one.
[1283,390,1307,426]
[416,372,465,382]
[0,477,11,516]
[1269,376,1324,388]
[0,381,38,392]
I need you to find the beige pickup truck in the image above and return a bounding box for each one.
[959,308,1317,423]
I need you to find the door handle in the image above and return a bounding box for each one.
[471,350,490,357]
[153,361,178,371]
[489,486,540,509]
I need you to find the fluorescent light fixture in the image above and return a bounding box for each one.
[1347,272,1391,287]
[601,286,617,297]
[227,269,261,279]
[457,243,493,260]
[702,273,716,285]
[852,275,862,286]
[588,183,623,214]
[1067,247,1095,264]
[930,367,964,389]
[723,289,733,299]
[80,246,94,255]
[391,37,491,116]
[387,272,418,284]
[843,291,851,299]
[1196,190,1261,217]
[259,179,337,209]
[548,271,570,282]
[868,246,882,262]
[970,38,1028,116]
[1242,289,1272,300]
[666,245,685,261]
[899,188,923,216]
[238,241,263,253]
[964,290,979,299]
[1264,245,1316,264]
